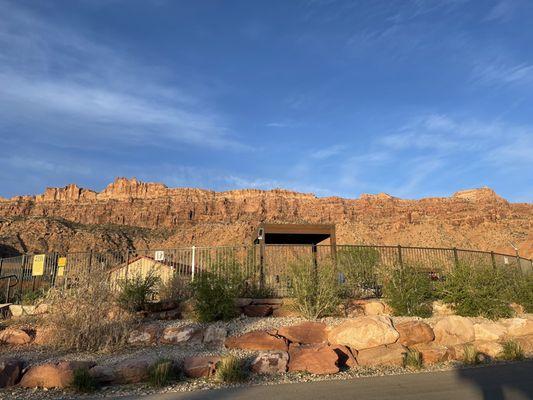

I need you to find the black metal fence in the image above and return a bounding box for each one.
[0,244,531,302]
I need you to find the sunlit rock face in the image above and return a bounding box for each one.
[0,177,531,257]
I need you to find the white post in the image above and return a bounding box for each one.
[191,246,196,282]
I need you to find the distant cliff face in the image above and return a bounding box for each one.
[0,178,531,258]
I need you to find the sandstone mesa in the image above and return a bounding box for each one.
[0,177,531,258]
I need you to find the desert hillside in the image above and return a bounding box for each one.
[0,178,531,258]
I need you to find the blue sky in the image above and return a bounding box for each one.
[0,0,532,201]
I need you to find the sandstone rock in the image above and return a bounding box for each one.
[8,305,35,317]
[3,178,530,266]
[235,298,253,307]
[250,351,289,374]
[395,321,434,347]
[361,300,387,316]
[203,326,227,346]
[277,322,327,344]
[90,357,155,384]
[411,343,451,364]
[272,306,301,318]
[0,359,23,387]
[357,343,407,367]
[433,316,475,345]
[474,341,503,358]
[513,335,533,354]
[183,356,221,378]
[288,344,340,375]
[328,316,399,350]
[432,301,455,316]
[20,361,95,388]
[225,331,287,351]
[242,305,273,317]
[251,298,283,305]
[509,303,525,316]
[149,308,181,320]
[0,328,32,345]
[160,325,203,344]
[127,324,161,345]
[501,318,533,337]
[474,322,507,342]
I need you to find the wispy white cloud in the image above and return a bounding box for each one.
[309,144,345,159]
[472,61,533,87]
[0,1,245,150]
[484,0,518,22]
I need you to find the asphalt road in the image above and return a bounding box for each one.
[118,361,533,400]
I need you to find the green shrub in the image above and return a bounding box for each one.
[22,289,45,306]
[71,367,98,393]
[403,348,423,369]
[158,273,188,303]
[499,341,524,361]
[462,344,482,365]
[288,257,342,319]
[439,262,512,320]
[149,359,178,387]
[382,264,434,317]
[337,247,381,298]
[117,271,160,312]
[506,272,533,313]
[240,281,275,299]
[190,272,240,322]
[215,356,247,383]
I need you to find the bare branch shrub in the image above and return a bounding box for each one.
[43,264,136,352]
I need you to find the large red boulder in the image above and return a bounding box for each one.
[278,322,328,345]
[328,316,399,350]
[412,343,451,364]
[225,331,287,351]
[0,328,32,345]
[183,356,221,378]
[288,344,340,375]
[395,321,435,347]
[19,361,95,388]
[357,343,407,367]
[251,351,289,374]
[89,356,155,384]
[127,323,161,345]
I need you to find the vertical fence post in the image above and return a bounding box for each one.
[19,254,26,299]
[397,245,403,268]
[453,247,459,268]
[124,249,130,281]
[515,250,521,272]
[191,245,196,282]
[259,242,265,291]
[490,251,496,269]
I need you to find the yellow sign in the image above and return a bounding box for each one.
[58,257,67,267]
[32,254,46,276]
[57,266,65,277]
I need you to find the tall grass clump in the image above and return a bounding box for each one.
[462,344,483,365]
[215,356,247,383]
[44,264,135,352]
[403,348,423,370]
[499,341,524,361]
[439,262,512,319]
[71,368,98,393]
[288,257,342,319]
[117,270,160,312]
[148,359,179,387]
[382,264,435,317]
[337,247,381,298]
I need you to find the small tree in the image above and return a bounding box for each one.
[117,271,160,312]
[288,256,342,319]
[190,271,240,322]
[382,263,434,317]
[439,262,512,319]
